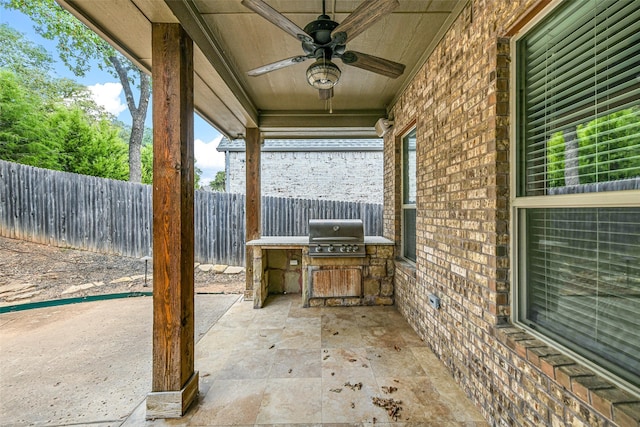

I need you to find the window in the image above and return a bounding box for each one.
[402,128,416,262]
[514,0,640,390]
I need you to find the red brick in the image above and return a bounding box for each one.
[555,364,593,391]
[540,355,575,380]
[571,376,614,403]
[527,346,561,369]
[590,388,639,420]
[613,402,640,427]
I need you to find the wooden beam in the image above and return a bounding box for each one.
[147,23,198,419]
[244,127,261,302]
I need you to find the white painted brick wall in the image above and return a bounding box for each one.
[227,151,383,203]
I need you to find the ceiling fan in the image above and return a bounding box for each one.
[241,0,406,100]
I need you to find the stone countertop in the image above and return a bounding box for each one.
[246,236,394,246]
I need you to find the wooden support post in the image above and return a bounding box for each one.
[244,128,261,303]
[146,23,198,419]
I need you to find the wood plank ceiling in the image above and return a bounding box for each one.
[57,0,464,138]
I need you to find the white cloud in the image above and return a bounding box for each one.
[195,135,225,184]
[87,82,127,116]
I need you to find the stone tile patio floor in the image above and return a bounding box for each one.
[124,294,488,426]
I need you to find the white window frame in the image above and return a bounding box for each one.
[510,0,640,394]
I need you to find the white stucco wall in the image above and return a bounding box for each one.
[227,151,383,203]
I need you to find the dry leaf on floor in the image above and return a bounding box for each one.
[348,358,357,362]
[344,381,363,391]
[330,388,342,393]
[382,386,397,394]
[394,345,401,351]
[269,344,275,349]
[323,355,330,360]
[333,331,339,335]
[372,396,403,421]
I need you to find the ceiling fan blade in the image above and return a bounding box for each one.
[241,0,312,43]
[247,55,311,77]
[331,0,399,43]
[340,51,405,78]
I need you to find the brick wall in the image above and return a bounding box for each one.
[227,151,383,203]
[384,1,639,426]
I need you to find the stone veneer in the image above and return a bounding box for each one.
[247,238,394,309]
[384,1,639,426]
[303,244,395,307]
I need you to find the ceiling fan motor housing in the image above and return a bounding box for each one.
[303,14,339,46]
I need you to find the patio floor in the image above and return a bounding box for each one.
[124,294,488,426]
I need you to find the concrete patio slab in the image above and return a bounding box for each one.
[0,294,240,426]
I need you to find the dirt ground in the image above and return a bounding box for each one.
[0,236,245,305]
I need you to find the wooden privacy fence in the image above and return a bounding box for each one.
[0,160,383,265]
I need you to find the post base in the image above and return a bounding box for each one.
[146,371,199,419]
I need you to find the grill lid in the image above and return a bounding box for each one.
[308,219,364,243]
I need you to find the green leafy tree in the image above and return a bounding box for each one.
[209,171,226,192]
[48,107,128,179]
[0,70,58,168]
[0,24,91,111]
[140,142,153,185]
[546,131,565,188]
[577,108,640,183]
[546,107,640,186]
[2,0,151,183]
[0,23,51,91]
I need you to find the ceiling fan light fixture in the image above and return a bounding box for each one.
[306,59,341,90]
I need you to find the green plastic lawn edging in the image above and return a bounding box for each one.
[0,292,153,314]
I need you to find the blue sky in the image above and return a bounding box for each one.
[0,7,225,184]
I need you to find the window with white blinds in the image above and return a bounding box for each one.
[522,208,640,385]
[517,0,640,196]
[515,0,640,390]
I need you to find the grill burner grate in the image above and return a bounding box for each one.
[308,219,365,257]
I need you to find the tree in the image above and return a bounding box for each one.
[0,24,91,110]
[577,108,640,184]
[0,70,58,168]
[48,106,129,179]
[140,142,153,185]
[546,107,640,187]
[209,171,226,192]
[2,0,151,183]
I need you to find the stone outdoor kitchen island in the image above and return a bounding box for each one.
[246,235,394,309]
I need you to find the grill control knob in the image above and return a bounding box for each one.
[352,245,359,251]
[340,246,346,252]
[316,245,323,252]
[327,245,335,252]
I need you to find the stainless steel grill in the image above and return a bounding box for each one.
[308,219,365,257]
